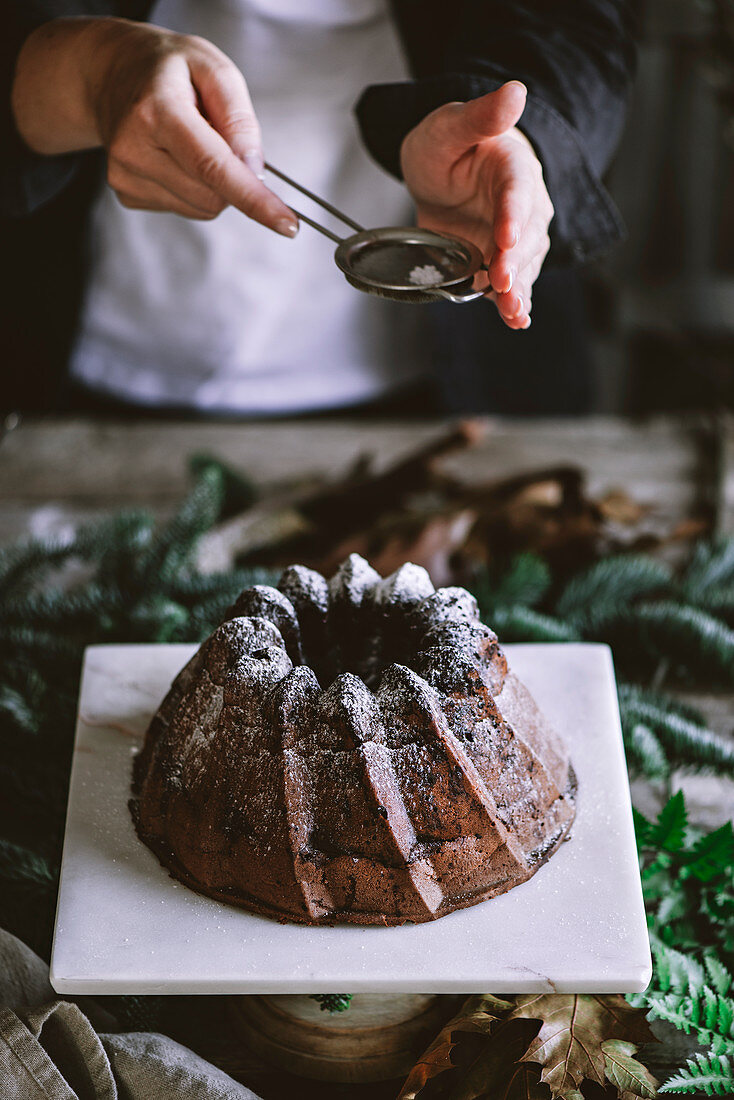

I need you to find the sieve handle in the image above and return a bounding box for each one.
[434,264,491,304]
[264,162,365,243]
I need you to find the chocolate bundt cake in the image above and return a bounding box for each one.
[131,555,576,925]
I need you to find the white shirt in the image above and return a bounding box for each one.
[70,0,430,414]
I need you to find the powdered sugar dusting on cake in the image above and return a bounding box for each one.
[328,553,381,608]
[279,564,329,614]
[132,556,576,926]
[370,563,435,608]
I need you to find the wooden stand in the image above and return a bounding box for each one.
[229,993,461,1084]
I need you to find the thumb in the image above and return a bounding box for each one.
[189,50,265,179]
[455,81,527,145]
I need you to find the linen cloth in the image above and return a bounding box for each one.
[0,929,263,1100]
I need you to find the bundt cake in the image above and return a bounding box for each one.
[131,555,576,925]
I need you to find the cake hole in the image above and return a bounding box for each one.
[252,648,270,660]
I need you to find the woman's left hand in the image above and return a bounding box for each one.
[400,82,553,329]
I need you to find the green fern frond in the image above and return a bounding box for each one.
[649,941,704,996]
[659,1052,734,1095]
[651,792,689,852]
[705,955,733,996]
[683,823,734,883]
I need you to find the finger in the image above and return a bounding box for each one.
[109,156,226,218]
[489,157,539,260]
[453,81,527,149]
[494,293,531,330]
[489,218,549,294]
[494,254,543,327]
[187,43,264,178]
[114,184,220,220]
[155,74,297,235]
[493,288,526,325]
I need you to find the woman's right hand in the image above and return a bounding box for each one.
[12,17,298,234]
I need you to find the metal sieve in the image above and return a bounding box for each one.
[266,163,491,304]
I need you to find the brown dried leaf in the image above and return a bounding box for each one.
[511,995,655,1098]
[438,1020,543,1100]
[498,1062,551,1100]
[597,489,649,526]
[398,994,515,1099]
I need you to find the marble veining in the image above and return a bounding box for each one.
[50,643,651,995]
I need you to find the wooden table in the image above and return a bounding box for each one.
[2,413,733,542]
[2,412,732,1098]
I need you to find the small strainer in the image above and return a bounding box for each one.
[266,163,491,304]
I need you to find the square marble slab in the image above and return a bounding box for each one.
[50,643,651,995]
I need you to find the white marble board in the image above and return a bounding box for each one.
[50,643,651,995]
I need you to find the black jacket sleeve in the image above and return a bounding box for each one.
[357,0,637,264]
[0,2,151,218]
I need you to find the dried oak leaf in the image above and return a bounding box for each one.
[511,995,656,1099]
[496,1062,550,1100]
[398,994,516,1099]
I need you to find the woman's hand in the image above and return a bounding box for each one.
[400,82,553,328]
[12,17,298,234]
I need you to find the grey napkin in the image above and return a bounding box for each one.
[0,929,263,1100]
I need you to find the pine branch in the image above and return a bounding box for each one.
[619,685,734,777]
[0,534,78,593]
[556,555,673,633]
[489,605,579,642]
[472,553,552,616]
[624,721,671,779]
[628,603,734,683]
[188,453,258,518]
[683,539,734,607]
[136,465,224,587]
[311,994,353,1013]
[0,838,56,899]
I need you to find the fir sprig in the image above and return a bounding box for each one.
[311,994,353,1014]
[619,685,734,778]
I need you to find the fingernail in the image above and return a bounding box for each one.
[514,295,524,317]
[245,150,265,181]
[508,267,517,290]
[276,217,298,238]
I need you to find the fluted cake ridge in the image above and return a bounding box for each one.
[131,554,576,925]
